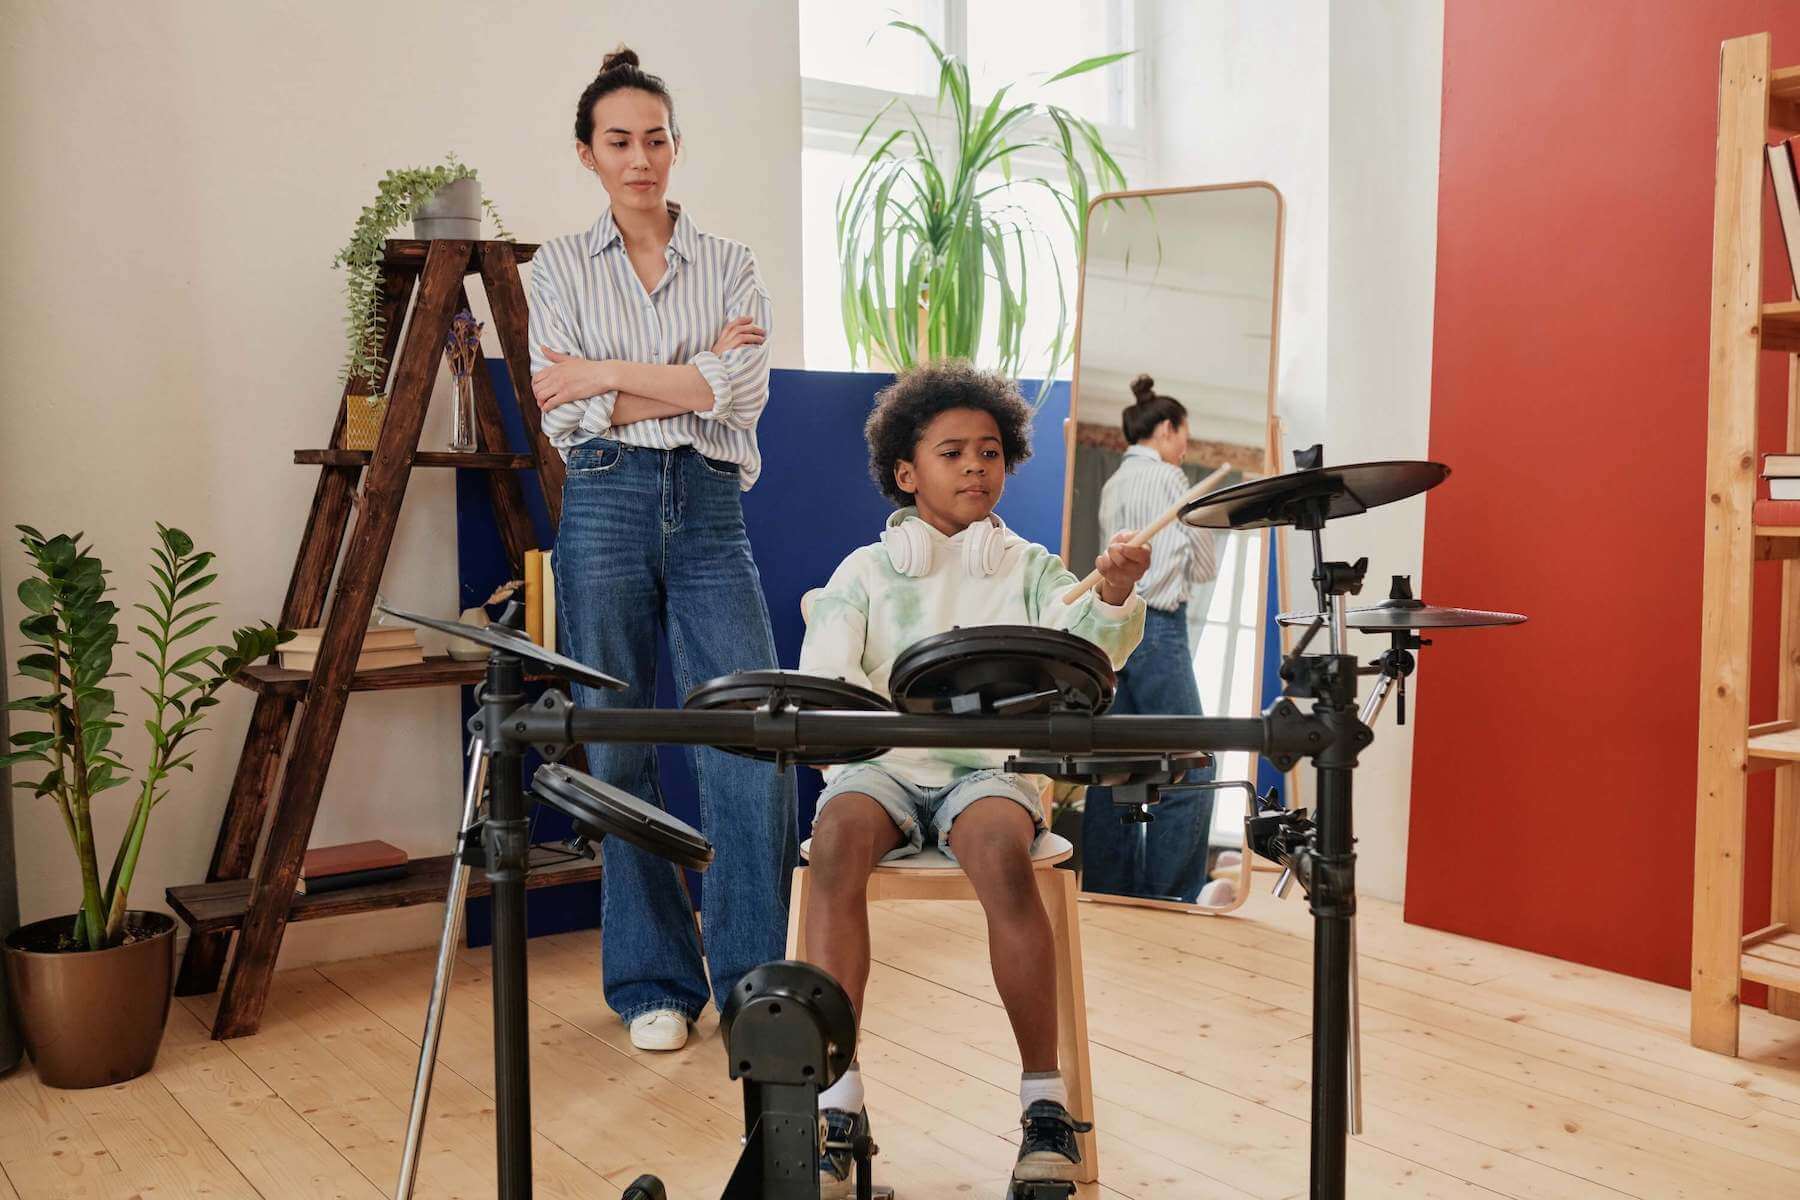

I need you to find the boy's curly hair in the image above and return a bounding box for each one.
[864,360,1035,507]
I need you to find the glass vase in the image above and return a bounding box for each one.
[449,373,478,452]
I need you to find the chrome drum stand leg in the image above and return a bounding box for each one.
[394,735,489,1200]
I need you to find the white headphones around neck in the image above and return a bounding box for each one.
[883,512,1008,579]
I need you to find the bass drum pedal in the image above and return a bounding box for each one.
[1006,1182,1076,1199]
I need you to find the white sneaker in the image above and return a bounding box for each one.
[1198,877,1238,907]
[629,1009,689,1051]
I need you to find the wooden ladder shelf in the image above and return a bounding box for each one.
[1693,33,1800,1055]
[168,238,596,1040]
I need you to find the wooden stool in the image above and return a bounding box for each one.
[785,832,1098,1183]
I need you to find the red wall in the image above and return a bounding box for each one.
[1410,3,1800,998]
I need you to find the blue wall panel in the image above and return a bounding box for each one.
[455,363,1281,941]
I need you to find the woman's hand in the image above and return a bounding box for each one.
[710,315,766,356]
[532,347,614,412]
[1095,531,1151,606]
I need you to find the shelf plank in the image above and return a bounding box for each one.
[1772,65,1800,130]
[232,654,486,697]
[1748,722,1800,771]
[166,848,599,935]
[295,449,537,469]
[1762,300,1800,352]
[379,239,538,272]
[1742,939,1800,991]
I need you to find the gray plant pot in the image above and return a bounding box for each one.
[413,176,482,240]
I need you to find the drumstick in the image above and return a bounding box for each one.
[1062,463,1236,605]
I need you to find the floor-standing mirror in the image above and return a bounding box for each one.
[1063,182,1283,914]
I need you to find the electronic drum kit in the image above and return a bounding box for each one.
[381,445,1523,1200]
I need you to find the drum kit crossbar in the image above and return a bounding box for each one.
[381,443,1520,1200]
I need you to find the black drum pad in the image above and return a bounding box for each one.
[889,626,1115,716]
[532,763,713,871]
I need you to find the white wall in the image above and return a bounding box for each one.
[0,0,801,964]
[1325,1,1444,901]
[1143,0,1443,900]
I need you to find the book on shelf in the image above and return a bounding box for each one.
[300,839,407,879]
[296,864,409,896]
[543,553,558,653]
[524,549,546,647]
[279,645,425,672]
[1771,138,1800,292]
[1754,498,1800,526]
[1771,479,1800,501]
[280,624,419,655]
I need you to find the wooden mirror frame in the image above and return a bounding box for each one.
[1060,180,1286,916]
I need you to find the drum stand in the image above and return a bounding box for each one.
[394,734,490,1198]
[392,647,886,1200]
[1253,498,1373,1197]
[380,432,1451,1200]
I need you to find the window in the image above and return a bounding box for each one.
[1189,529,1264,838]
[801,1,1144,370]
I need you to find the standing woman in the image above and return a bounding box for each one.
[1083,375,1221,903]
[528,48,794,1051]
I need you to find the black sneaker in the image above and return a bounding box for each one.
[819,1107,868,1200]
[1013,1100,1093,1183]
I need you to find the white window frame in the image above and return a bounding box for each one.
[801,0,1150,180]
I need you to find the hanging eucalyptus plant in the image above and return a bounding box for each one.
[2,525,287,950]
[836,22,1131,401]
[333,154,512,390]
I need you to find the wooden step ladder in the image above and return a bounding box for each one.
[169,238,595,1040]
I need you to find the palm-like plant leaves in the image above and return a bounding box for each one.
[835,23,1130,402]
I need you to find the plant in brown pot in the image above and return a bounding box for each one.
[0,524,285,1087]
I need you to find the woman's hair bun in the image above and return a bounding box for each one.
[1129,374,1156,402]
[601,46,641,73]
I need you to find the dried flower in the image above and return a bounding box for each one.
[444,309,485,380]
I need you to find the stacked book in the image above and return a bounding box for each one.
[1760,455,1800,526]
[524,549,557,650]
[280,624,424,672]
[296,839,407,896]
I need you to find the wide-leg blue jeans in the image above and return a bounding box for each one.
[554,438,797,1022]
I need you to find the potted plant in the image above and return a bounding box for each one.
[835,22,1132,402]
[0,525,285,1088]
[333,154,512,447]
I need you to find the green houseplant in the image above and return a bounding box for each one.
[836,22,1132,400]
[0,524,285,1087]
[334,154,512,391]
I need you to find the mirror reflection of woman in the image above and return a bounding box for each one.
[526,48,794,1052]
[1084,375,1224,904]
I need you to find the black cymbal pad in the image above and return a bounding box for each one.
[379,604,627,692]
[1181,460,1449,531]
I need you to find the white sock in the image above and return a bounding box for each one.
[1020,1070,1067,1111]
[818,1062,864,1113]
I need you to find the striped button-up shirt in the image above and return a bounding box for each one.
[1099,445,1220,612]
[527,203,772,488]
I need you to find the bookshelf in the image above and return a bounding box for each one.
[1693,32,1800,1054]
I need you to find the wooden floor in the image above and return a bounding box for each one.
[4,888,1800,1199]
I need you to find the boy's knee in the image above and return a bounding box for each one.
[952,823,1037,890]
[808,798,892,887]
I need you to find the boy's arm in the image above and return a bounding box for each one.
[798,552,877,691]
[1026,546,1147,669]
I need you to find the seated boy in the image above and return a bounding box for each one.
[797,360,1149,1194]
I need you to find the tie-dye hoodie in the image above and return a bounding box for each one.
[798,508,1146,787]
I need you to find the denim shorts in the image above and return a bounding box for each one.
[814,764,1047,863]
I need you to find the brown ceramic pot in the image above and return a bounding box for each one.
[2,911,175,1088]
